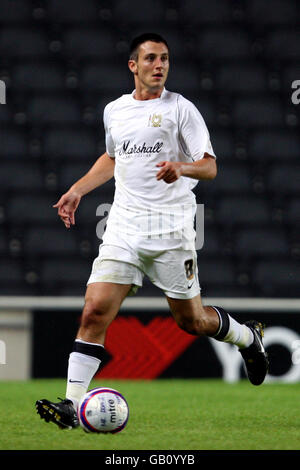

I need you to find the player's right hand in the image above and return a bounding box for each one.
[53,191,81,229]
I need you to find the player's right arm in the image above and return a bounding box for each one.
[53,151,115,229]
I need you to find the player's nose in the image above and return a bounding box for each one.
[154,58,164,69]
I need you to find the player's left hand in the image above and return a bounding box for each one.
[156,161,182,184]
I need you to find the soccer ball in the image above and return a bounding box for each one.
[78,387,129,433]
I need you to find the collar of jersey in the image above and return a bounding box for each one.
[130,87,167,103]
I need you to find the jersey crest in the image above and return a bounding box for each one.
[148,113,162,127]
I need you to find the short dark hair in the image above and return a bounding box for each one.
[129,33,169,61]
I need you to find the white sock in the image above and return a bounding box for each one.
[212,306,254,349]
[66,340,103,411]
[222,316,254,349]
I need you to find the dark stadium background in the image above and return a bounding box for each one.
[0,0,299,382]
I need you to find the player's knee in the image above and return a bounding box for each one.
[80,298,110,329]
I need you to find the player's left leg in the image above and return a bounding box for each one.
[146,247,268,385]
[166,294,269,385]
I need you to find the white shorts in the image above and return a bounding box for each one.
[87,241,200,300]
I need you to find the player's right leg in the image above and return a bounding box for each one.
[35,281,132,429]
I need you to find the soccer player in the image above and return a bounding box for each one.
[36,33,269,429]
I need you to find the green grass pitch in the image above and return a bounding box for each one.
[0,378,299,451]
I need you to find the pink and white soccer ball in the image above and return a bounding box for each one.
[78,387,129,433]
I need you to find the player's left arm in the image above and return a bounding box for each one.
[156,153,217,184]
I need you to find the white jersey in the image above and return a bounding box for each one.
[102,88,216,250]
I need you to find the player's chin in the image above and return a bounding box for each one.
[151,78,166,88]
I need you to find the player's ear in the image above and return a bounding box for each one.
[128,60,137,74]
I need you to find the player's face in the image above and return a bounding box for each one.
[129,41,169,93]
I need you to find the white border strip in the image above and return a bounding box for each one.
[0,296,299,312]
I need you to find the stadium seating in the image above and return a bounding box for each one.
[245,0,298,25]
[40,257,92,296]
[0,28,49,59]
[0,0,32,23]
[215,63,267,94]
[27,96,82,126]
[43,129,98,160]
[80,63,133,94]
[248,130,300,161]
[111,0,166,26]
[232,97,284,128]
[195,28,253,61]
[61,28,117,61]
[234,228,289,258]
[0,258,25,294]
[0,0,299,298]
[265,30,300,61]
[178,0,233,25]
[47,0,101,24]
[11,63,65,92]
[216,196,271,227]
[267,164,300,195]
[252,260,300,297]
[23,226,79,257]
[287,198,300,225]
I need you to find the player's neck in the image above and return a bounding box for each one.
[133,84,164,101]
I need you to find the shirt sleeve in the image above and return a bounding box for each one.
[177,95,216,161]
[103,103,115,158]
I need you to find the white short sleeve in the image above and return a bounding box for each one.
[103,103,115,158]
[178,95,216,161]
